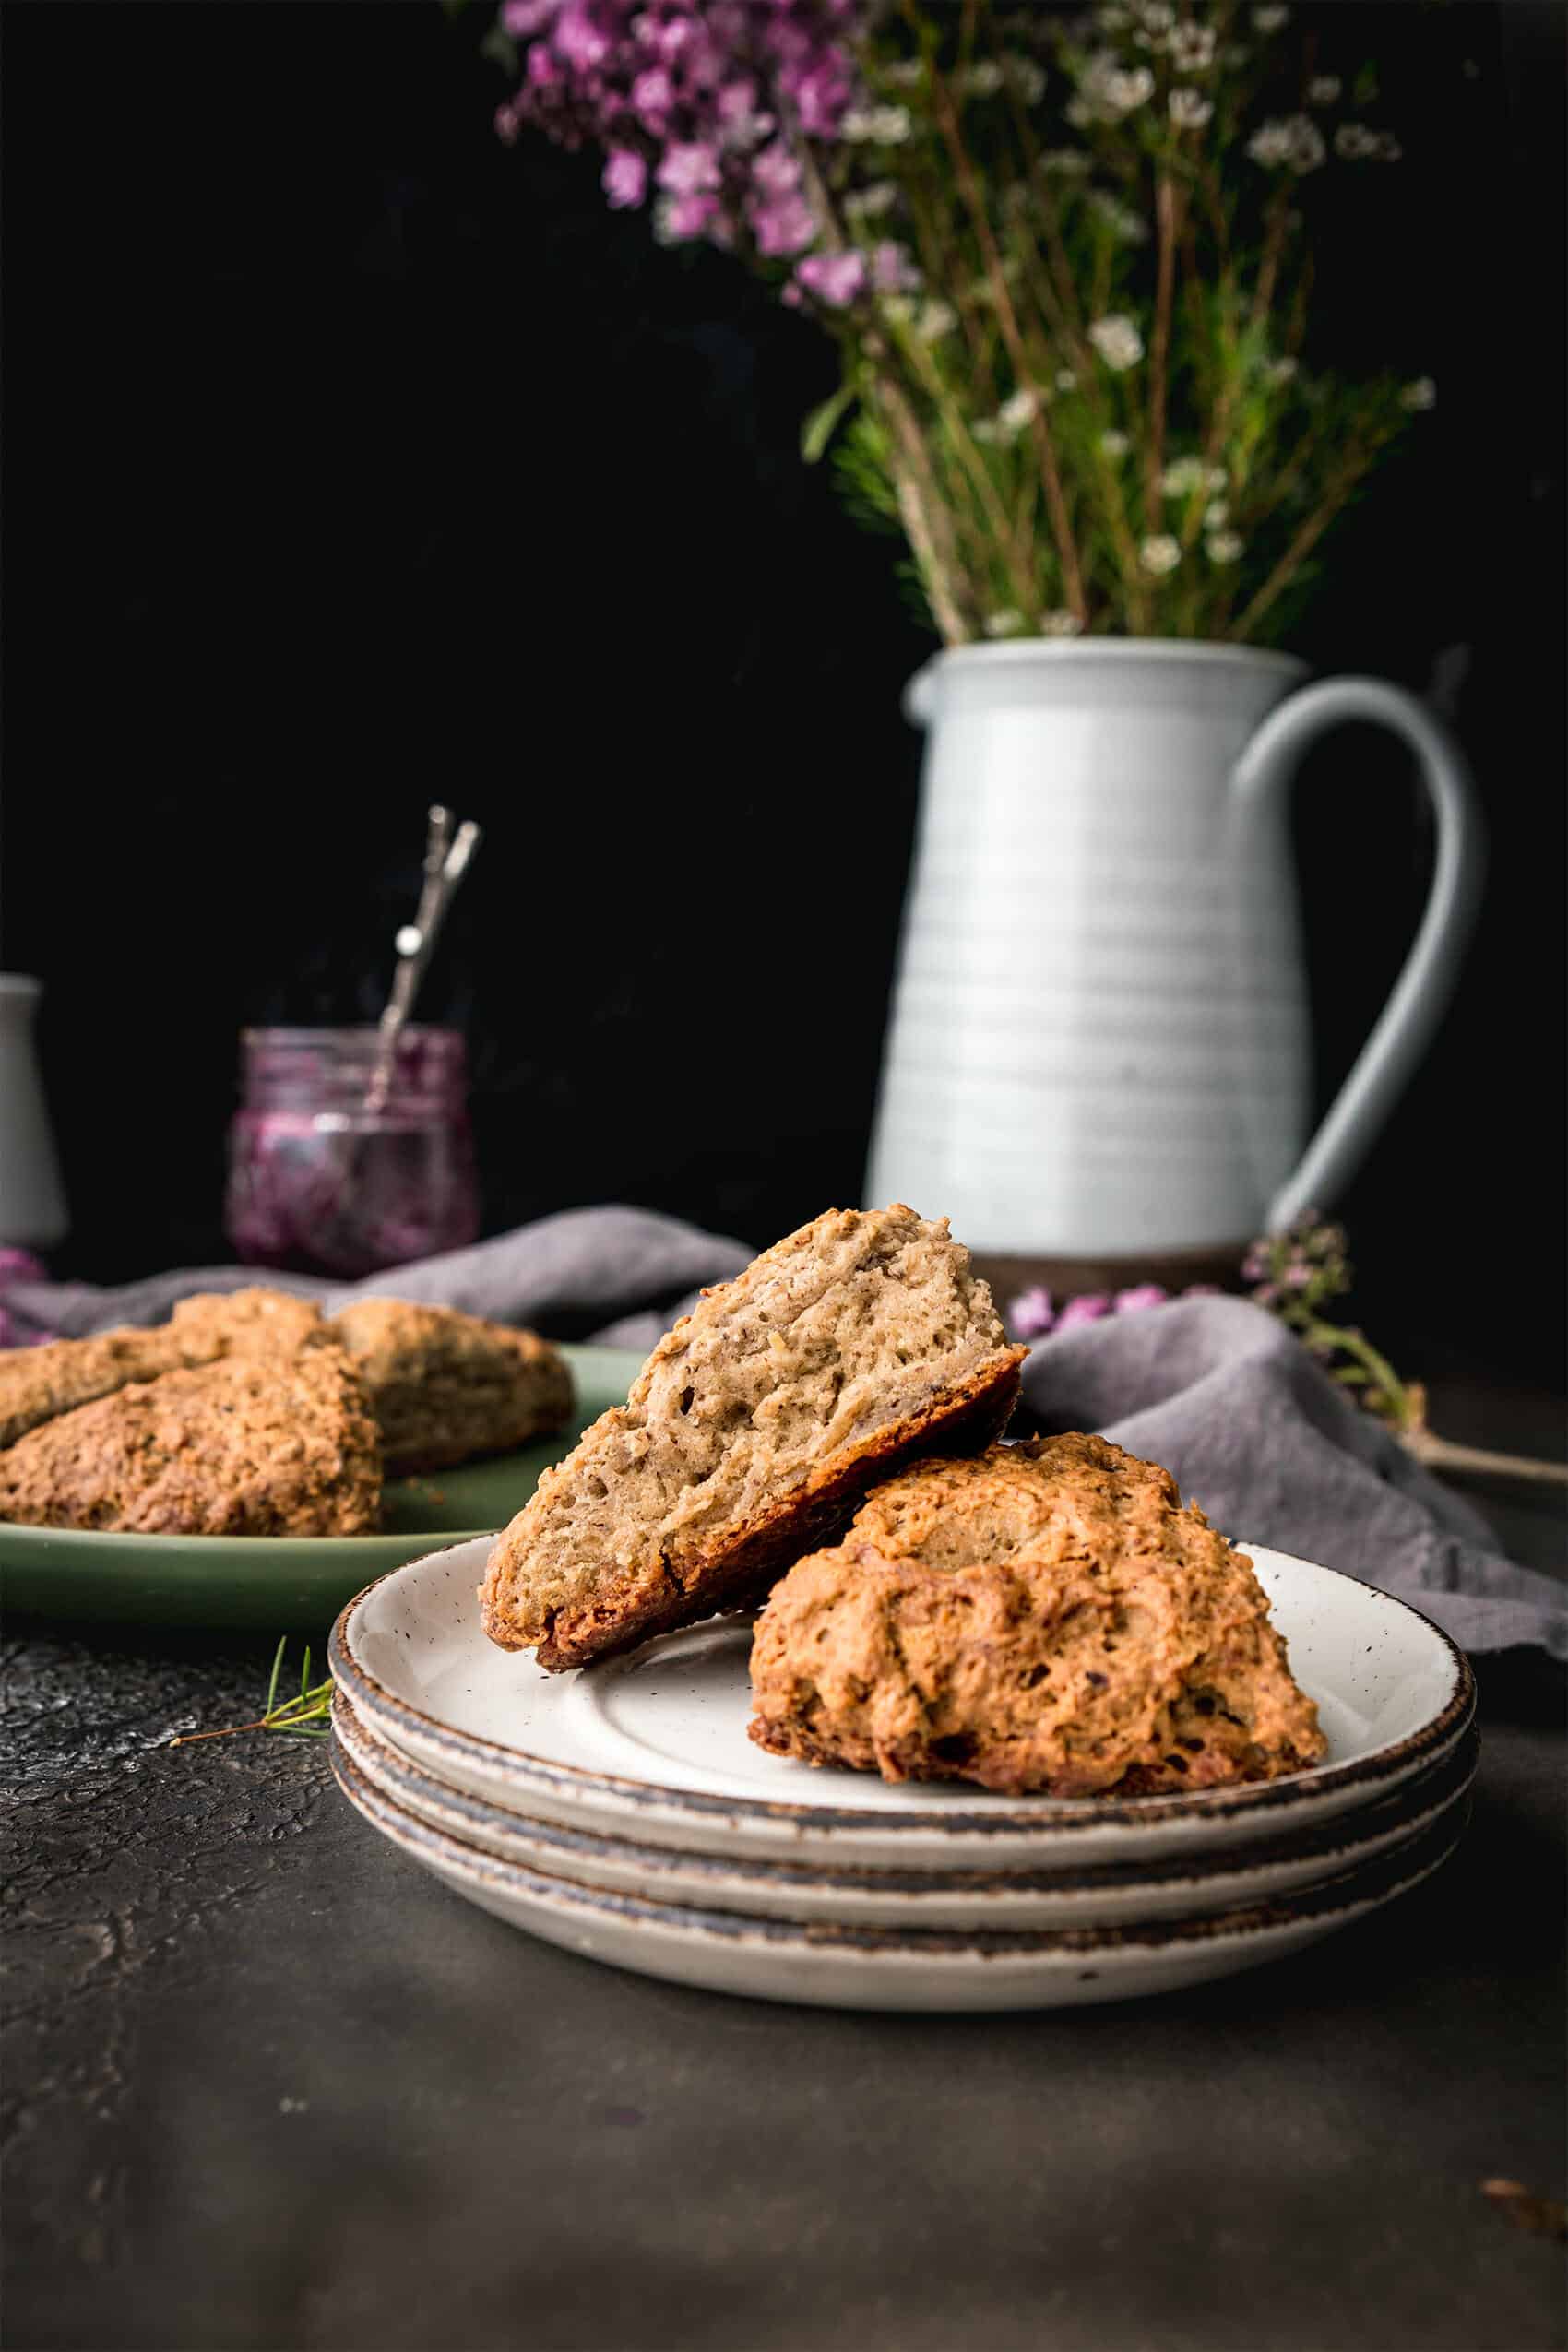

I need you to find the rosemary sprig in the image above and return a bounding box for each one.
[169,1637,332,1747]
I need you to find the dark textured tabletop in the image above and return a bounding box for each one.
[6,1383,1564,2352]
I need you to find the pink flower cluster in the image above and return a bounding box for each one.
[1008,1282,1175,1342]
[495,1,880,303]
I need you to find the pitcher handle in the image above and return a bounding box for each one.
[1229,676,1486,1231]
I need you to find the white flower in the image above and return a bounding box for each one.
[915,297,957,341]
[1308,75,1342,104]
[1168,22,1217,72]
[1003,53,1048,105]
[1206,530,1244,564]
[999,386,1041,434]
[1205,498,1229,529]
[984,609,1027,637]
[1140,534,1182,576]
[1264,354,1299,386]
[1039,610,1084,638]
[963,60,1004,98]
[1400,376,1437,410]
[1160,455,1210,497]
[1088,312,1145,371]
[844,181,899,220]
[1248,115,1326,172]
[1065,96,1093,129]
[1169,88,1214,129]
[882,58,924,88]
[1335,123,1401,161]
[1253,4,1289,27]
[1099,429,1131,459]
[841,104,913,144]
[1088,190,1148,242]
[972,418,1002,445]
[1038,148,1092,177]
[1135,2,1176,34]
[1055,366,1078,392]
[1076,52,1156,119]
[881,293,916,324]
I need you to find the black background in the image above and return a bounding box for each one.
[2,1,1563,1386]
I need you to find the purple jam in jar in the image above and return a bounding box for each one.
[225,1027,481,1279]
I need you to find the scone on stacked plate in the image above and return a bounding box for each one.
[481,1205,1323,1801]
[0,1289,573,1536]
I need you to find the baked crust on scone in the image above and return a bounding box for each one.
[0,1288,330,1451]
[747,1433,1325,1797]
[0,1347,381,1536]
[332,1299,574,1474]
[480,1205,1027,1669]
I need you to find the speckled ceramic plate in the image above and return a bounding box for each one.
[333,1682,1477,1931]
[331,1737,1468,2012]
[332,1536,1475,1872]
[0,1347,645,1629]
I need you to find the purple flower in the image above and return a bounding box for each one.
[657,140,722,196]
[751,139,802,196]
[1008,1286,1056,1341]
[631,65,676,127]
[751,189,816,255]
[795,248,868,305]
[0,1248,46,1283]
[526,42,562,88]
[1112,1283,1168,1314]
[603,148,648,208]
[554,5,612,71]
[663,191,720,237]
[501,0,557,33]
[1055,1293,1111,1330]
[869,239,919,291]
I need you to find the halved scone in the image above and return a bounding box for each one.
[480,1205,1026,1669]
[748,1433,1325,1796]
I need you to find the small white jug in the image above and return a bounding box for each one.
[865,641,1484,1256]
[0,975,69,1251]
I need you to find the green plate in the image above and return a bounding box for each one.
[0,1345,645,1632]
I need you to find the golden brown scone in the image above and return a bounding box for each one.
[481,1205,1027,1670]
[0,1287,330,1450]
[0,1347,380,1537]
[748,1433,1325,1798]
[332,1299,574,1475]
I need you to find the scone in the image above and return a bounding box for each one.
[0,1287,329,1450]
[481,1205,1027,1669]
[333,1299,574,1475]
[0,1347,380,1537]
[748,1433,1325,1797]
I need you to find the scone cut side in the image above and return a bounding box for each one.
[480,1205,1027,1669]
[747,1433,1326,1798]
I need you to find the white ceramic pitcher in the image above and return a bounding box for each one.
[864,641,1484,1256]
[0,975,68,1250]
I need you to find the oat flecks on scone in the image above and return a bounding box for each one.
[480,1204,1027,1670]
[0,1348,381,1537]
[748,1433,1325,1798]
[0,1287,329,1451]
[333,1299,574,1475]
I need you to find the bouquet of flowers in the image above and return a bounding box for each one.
[490,0,1433,645]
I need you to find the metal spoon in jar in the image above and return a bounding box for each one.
[365,806,482,1115]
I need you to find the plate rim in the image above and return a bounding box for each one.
[330,1536,1477,1839]
[331,1734,1468,1960]
[332,1681,1479,1901]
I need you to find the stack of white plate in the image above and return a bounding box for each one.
[329,1537,1475,2013]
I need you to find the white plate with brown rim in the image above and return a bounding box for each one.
[329,1536,1475,1873]
[333,1681,1477,1932]
[330,1735,1468,2012]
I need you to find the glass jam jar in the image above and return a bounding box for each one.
[225,1027,481,1279]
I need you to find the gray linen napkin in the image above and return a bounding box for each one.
[1021,1295,1565,1661]
[3,1210,1561,1657]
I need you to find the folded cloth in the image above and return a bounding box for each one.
[1021,1295,1566,1662]
[2,1213,1560,1658]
